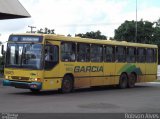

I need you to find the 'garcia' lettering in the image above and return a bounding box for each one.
[74,66,103,72]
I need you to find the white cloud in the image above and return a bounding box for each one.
[18,0,129,36]
[0,0,160,42]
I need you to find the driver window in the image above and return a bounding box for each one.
[45,46,53,61]
[45,44,59,70]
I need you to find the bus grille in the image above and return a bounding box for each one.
[11,76,29,81]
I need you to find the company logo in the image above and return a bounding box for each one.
[30,73,37,76]
[74,66,103,72]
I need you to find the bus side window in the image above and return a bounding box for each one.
[105,46,115,62]
[91,45,103,62]
[146,48,154,63]
[137,48,145,63]
[77,43,90,62]
[126,47,136,63]
[45,45,59,70]
[61,42,76,62]
[116,46,126,62]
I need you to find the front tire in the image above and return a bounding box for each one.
[118,73,128,89]
[61,75,74,93]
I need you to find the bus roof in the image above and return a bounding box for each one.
[11,33,158,48]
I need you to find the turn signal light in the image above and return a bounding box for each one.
[36,78,41,82]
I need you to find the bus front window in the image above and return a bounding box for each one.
[22,44,42,69]
[6,43,43,69]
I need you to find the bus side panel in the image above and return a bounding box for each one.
[145,63,157,82]
[74,62,91,88]
[134,63,145,82]
[115,63,146,83]
[42,78,62,90]
[43,64,61,90]
[90,62,104,86]
[103,63,116,85]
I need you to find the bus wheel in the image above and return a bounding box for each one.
[61,75,74,93]
[128,73,136,88]
[118,73,128,89]
[30,89,40,93]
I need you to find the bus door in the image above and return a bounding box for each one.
[104,45,116,85]
[43,41,60,90]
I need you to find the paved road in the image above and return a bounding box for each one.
[0,81,160,113]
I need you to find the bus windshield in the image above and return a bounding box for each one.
[6,43,43,69]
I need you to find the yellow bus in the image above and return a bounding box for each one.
[3,33,158,93]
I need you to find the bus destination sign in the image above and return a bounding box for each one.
[9,35,43,42]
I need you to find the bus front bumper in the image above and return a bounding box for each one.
[3,79,42,90]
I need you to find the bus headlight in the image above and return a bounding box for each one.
[35,78,41,82]
[34,78,38,81]
[5,76,9,79]
[5,76,12,79]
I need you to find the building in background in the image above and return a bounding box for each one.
[0,0,30,20]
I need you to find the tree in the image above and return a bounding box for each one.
[75,30,107,40]
[67,34,71,37]
[114,20,155,43]
[114,20,135,42]
[152,18,160,44]
[155,18,160,28]
[37,27,55,34]
[109,37,114,40]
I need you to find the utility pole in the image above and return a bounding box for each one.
[135,0,138,43]
[28,26,36,33]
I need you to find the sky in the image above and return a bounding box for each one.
[0,0,160,43]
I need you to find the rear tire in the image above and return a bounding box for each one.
[61,75,74,93]
[128,73,136,88]
[118,73,128,89]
